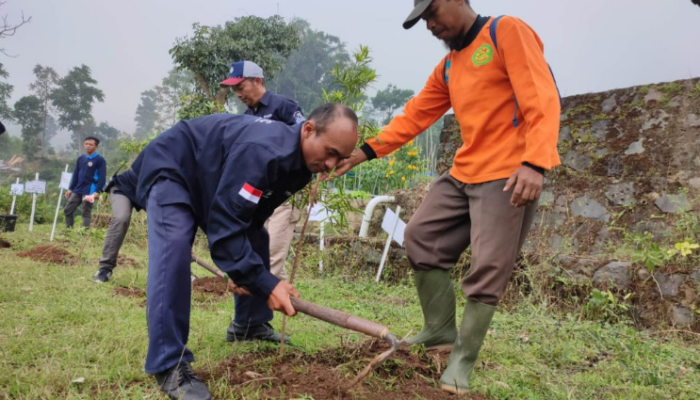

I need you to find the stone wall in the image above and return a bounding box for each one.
[398,78,700,330]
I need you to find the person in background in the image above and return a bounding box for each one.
[64,136,107,228]
[221,60,307,344]
[90,165,140,283]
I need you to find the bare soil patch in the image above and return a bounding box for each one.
[113,286,146,307]
[113,286,146,299]
[201,340,492,400]
[17,245,74,264]
[193,277,230,299]
[117,254,140,268]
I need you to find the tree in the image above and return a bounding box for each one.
[44,114,58,143]
[50,64,105,151]
[0,62,12,121]
[134,69,195,138]
[155,69,195,127]
[169,16,300,107]
[13,95,43,159]
[29,64,60,154]
[134,89,158,139]
[0,133,21,159]
[268,19,351,113]
[0,2,31,57]
[93,121,121,158]
[369,84,414,125]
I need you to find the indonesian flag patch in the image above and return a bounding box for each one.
[238,183,262,204]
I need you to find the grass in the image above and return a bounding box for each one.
[1,223,699,399]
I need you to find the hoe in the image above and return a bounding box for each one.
[191,254,405,390]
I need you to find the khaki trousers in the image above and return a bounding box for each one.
[264,203,301,281]
[404,173,537,306]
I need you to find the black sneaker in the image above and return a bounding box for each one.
[91,268,112,283]
[155,362,211,400]
[226,321,291,344]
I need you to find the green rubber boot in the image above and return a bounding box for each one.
[439,299,496,394]
[406,270,457,350]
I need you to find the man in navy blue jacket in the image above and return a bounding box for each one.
[64,136,107,228]
[221,60,307,344]
[134,103,358,400]
[223,60,305,125]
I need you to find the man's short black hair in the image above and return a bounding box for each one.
[84,136,100,145]
[308,103,358,134]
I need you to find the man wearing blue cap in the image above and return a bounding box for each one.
[220,61,306,344]
[221,60,305,125]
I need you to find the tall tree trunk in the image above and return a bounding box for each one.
[194,72,211,96]
[215,86,229,107]
[194,71,229,108]
[41,98,48,157]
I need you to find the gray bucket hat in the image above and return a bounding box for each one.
[403,0,434,29]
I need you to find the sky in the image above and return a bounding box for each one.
[2,0,700,148]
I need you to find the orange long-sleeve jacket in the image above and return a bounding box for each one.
[362,16,561,184]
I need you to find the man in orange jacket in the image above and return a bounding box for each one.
[334,0,561,394]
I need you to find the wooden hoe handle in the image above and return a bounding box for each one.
[290,297,390,340]
[192,254,390,339]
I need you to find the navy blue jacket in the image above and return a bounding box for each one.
[134,114,312,297]
[245,90,305,126]
[69,153,107,195]
[112,90,303,212]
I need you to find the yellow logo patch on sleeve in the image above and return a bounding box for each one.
[472,44,494,66]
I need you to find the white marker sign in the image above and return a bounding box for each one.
[10,184,24,196]
[308,203,330,222]
[381,208,407,246]
[25,180,47,194]
[59,172,73,190]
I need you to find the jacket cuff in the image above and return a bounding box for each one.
[522,162,545,175]
[359,143,377,161]
[250,269,280,298]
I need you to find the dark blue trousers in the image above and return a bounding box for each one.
[145,180,197,374]
[144,179,273,374]
[233,228,273,327]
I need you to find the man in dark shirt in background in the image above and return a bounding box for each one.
[221,61,307,343]
[64,136,106,228]
[223,60,305,125]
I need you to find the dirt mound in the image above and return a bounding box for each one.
[113,286,145,299]
[202,341,491,400]
[117,254,140,268]
[113,286,146,307]
[193,277,230,299]
[0,238,10,248]
[17,245,74,264]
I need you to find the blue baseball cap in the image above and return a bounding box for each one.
[220,61,265,86]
